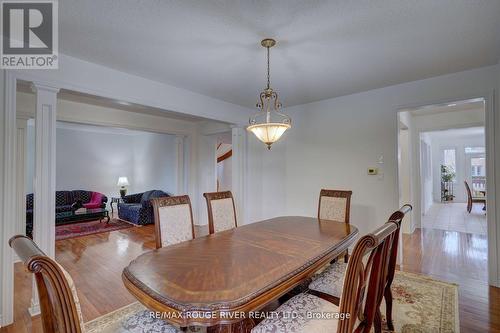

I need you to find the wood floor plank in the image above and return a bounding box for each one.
[1,224,499,332]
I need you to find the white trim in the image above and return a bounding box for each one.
[1,71,17,327]
[396,91,499,287]
[14,118,28,263]
[30,82,59,315]
[232,127,247,225]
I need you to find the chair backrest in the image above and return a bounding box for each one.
[151,195,195,249]
[337,221,399,333]
[203,191,237,234]
[464,180,473,201]
[9,235,84,333]
[318,189,353,223]
[385,204,412,290]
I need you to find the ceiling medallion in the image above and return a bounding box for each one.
[247,38,291,150]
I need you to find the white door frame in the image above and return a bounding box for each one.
[395,91,499,287]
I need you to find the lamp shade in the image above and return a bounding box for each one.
[117,177,130,187]
[247,123,290,149]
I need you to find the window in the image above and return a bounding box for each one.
[442,149,456,182]
[465,147,485,154]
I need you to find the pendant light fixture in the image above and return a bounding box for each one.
[247,38,291,150]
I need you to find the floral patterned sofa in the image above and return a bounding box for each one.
[118,190,170,225]
[26,190,108,237]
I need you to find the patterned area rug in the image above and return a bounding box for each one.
[380,271,459,332]
[85,271,459,332]
[55,219,132,240]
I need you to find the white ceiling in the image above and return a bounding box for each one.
[426,126,485,139]
[60,0,500,108]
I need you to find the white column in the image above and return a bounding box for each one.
[16,118,29,239]
[174,135,186,195]
[1,71,17,326]
[29,83,59,316]
[231,127,246,225]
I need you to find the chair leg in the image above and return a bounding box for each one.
[344,249,349,263]
[374,308,383,333]
[385,287,394,331]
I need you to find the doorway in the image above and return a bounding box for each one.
[397,98,491,285]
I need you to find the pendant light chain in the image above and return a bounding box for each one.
[267,46,270,89]
[247,38,291,150]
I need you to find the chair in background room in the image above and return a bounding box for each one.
[203,191,237,234]
[464,180,486,213]
[9,235,182,333]
[251,221,399,333]
[151,195,195,249]
[318,189,353,262]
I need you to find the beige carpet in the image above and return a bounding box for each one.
[380,271,459,332]
[85,271,459,333]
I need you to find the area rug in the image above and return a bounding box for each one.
[55,219,133,240]
[379,270,459,332]
[85,271,459,333]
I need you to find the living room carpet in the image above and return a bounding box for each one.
[85,271,459,333]
[55,219,133,240]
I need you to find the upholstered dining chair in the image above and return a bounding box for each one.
[464,180,486,213]
[9,235,182,333]
[151,195,195,249]
[308,204,412,332]
[318,189,353,262]
[251,221,399,333]
[203,191,237,234]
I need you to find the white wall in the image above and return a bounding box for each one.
[250,65,498,242]
[217,157,232,191]
[25,122,177,204]
[420,133,433,214]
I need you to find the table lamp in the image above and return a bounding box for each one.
[117,176,130,197]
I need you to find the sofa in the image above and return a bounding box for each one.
[118,190,170,225]
[26,190,108,237]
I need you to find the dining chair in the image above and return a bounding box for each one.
[203,191,237,234]
[318,189,353,262]
[251,221,399,333]
[151,195,195,249]
[308,204,412,331]
[9,235,182,333]
[464,180,486,213]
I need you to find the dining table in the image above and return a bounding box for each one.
[122,216,358,332]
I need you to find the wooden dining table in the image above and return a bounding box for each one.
[122,216,358,332]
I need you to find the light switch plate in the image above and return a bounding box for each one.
[368,168,378,175]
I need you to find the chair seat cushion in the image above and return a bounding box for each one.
[308,262,347,298]
[85,302,182,333]
[251,293,340,333]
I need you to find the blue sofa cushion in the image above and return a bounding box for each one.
[56,205,73,213]
[72,190,91,203]
[118,190,170,225]
[56,191,73,206]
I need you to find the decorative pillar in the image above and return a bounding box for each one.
[29,82,59,316]
[15,118,29,238]
[175,135,186,195]
[231,127,246,225]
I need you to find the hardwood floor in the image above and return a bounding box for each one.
[1,224,499,332]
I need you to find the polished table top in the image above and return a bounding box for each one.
[122,216,358,326]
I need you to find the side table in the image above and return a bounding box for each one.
[110,197,123,215]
